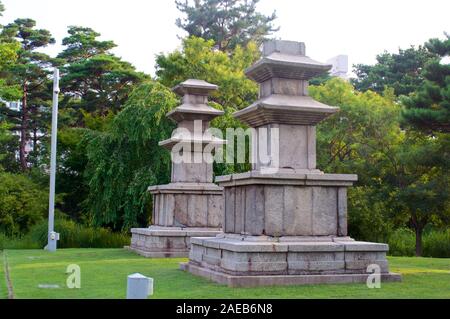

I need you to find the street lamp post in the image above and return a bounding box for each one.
[46,68,60,252]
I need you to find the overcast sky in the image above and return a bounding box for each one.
[1,0,449,75]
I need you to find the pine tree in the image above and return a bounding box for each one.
[0,18,55,170]
[175,0,278,52]
[352,46,436,97]
[58,26,146,121]
[402,34,450,134]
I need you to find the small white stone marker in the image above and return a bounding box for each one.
[126,273,153,299]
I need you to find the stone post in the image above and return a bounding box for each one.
[128,79,225,258]
[181,41,402,287]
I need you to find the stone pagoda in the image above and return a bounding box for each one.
[182,41,401,286]
[129,79,225,258]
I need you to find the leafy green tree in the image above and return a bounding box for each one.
[387,132,450,256]
[402,34,450,134]
[0,1,21,100]
[310,78,401,181]
[58,26,146,122]
[310,78,403,241]
[311,78,450,255]
[0,120,19,172]
[0,3,20,167]
[156,36,259,110]
[156,36,259,174]
[352,45,436,97]
[175,0,278,52]
[85,81,178,230]
[0,18,55,170]
[399,35,450,254]
[0,172,48,236]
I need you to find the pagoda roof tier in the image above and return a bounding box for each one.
[159,136,227,150]
[234,94,339,126]
[245,53,332,83]
[173,79,218,96]
[166,103,224,123]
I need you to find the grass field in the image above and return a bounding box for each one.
[0,248,449,299]
[0,251,8,299]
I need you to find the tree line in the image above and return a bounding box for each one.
[0,0,448,256]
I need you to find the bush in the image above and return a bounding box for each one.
[387,228,450,258]
[0,219,130,249]
[0,232,40,249]
[0,172,48,236]
[347,187,394,243]
[423,229,450,258]
[387,228,416,257]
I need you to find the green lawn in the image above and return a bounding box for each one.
[1,248,449,299]
[0,251,8,299]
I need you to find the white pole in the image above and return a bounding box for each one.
[46,68,60,252]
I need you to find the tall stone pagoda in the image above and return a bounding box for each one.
[182,41,402,286]
[129,79,225,257]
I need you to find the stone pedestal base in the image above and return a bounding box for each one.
[182,234,402,287]
[127,226,222,258]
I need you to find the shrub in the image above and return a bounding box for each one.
[387,228,450,258]
[0,219,130,249]
[0,172,48,236]
[0,233,40,249]
[387,228,416,257]
[423,229,450,258]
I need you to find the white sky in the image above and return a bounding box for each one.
[1,0,449,75]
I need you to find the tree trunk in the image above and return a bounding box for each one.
[415,226,423,257]
[19,83,29,171]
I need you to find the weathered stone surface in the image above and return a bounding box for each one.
[221,251,288,273]
[264,186,284,236]
[184,40,399,285]
[172,161,213,183]
[182,262,402,288]
[173,194,189,226]
[221,183,347,237]
[129,227,221,258]
[207,195,223,228]
[151,187,222,228]
[224,187,236,233]
[244,185,265,235]
[185,236,397,281]
[234,187,245,234]
[312,187,337,235]
[216,171,357,187]
[278,125,312,169]
[283,186,312,235]
[337,187,348,236]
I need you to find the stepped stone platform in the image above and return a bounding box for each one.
[127,227,222,258]
[181,234,401,287]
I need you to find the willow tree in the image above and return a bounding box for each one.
[84,81,178,230]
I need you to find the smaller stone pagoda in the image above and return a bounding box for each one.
[128,79,225,258]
